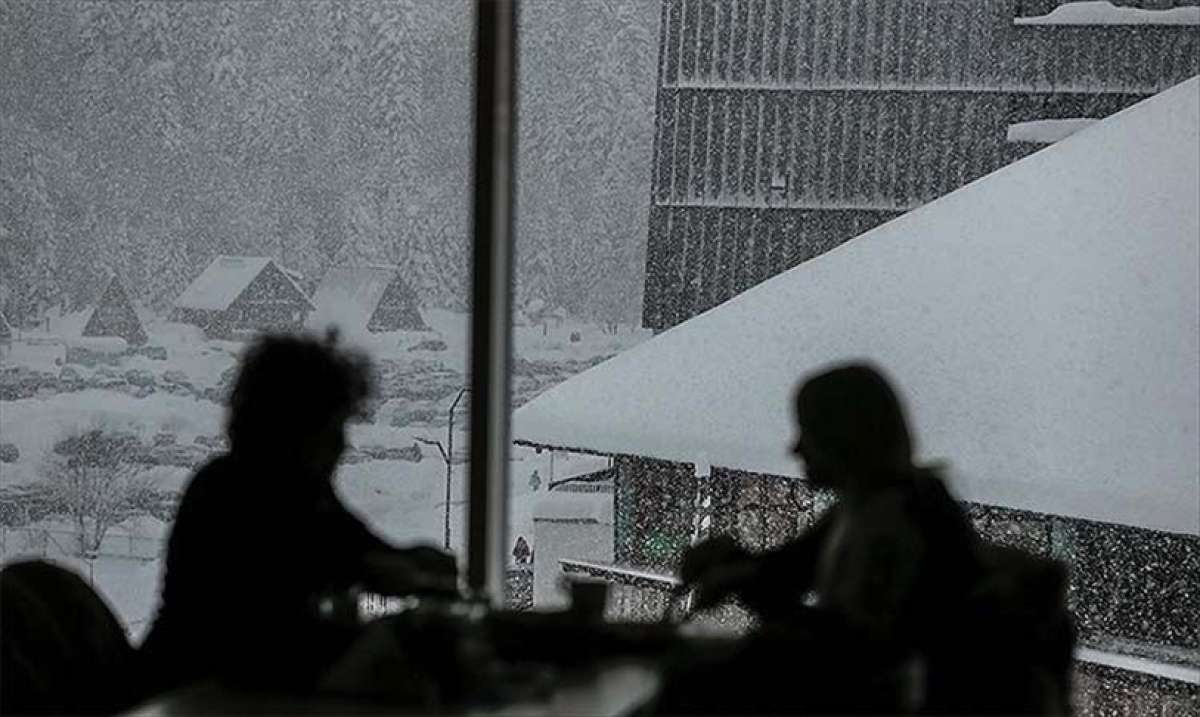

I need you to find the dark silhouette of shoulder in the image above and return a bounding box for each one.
[140,453,391,693]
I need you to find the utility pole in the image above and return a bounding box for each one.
[446,387,468,551]
[418,387,469,551]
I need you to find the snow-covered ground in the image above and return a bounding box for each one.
[0,308,647,637]
[0,391,220,489]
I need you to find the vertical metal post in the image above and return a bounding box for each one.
[467,0,517,599]
[445,387,469,551]
[444,425,454,551]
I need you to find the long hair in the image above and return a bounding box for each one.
[795,362,914,477]
[226,332,372,456]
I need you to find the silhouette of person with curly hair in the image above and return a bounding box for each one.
[139,332,456,696]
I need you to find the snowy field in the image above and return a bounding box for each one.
[0,308,645,640]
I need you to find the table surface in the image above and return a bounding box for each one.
[126,660,661,717]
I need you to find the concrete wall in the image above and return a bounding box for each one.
[532,518,614,609]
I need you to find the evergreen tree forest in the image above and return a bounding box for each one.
[0,0,658,327]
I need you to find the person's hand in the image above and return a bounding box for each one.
[680,536,755,610]
[680,535,746,584]
[363,548,458,597]
[397,545,458,580]
[692,561,761,611]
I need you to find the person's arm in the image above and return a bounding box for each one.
[681,510,837,617]
[322,493,458,596]
[360,548,458,596]
[734,510,837,619]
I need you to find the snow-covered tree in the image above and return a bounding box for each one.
[365,1,419,149]
[44,429,153,558]
[516,0,657,321]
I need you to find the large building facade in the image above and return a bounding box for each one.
[642,0,1200,330]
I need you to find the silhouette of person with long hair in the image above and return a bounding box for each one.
[660,364,982,713]
[690,364,979,632]
[662,363,1073,714]
[138,332,456,697]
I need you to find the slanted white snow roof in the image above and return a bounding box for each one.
[309,264,398,332]
[1015,1,1200,26]
[514,78,1200,535]
[175,256,312,311]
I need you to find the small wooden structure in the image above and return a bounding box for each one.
[172,256,313,338]
[82,277,147,345]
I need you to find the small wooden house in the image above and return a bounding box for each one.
[82,277,147,345]
[309,265,428,334]
[172,256,314,338]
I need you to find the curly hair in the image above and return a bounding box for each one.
[225,331,373,455]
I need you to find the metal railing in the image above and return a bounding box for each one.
[560,558,681,624]
[558,557,752,632]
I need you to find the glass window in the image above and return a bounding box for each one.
[505,0,659,610]
[506,2,1198,714]
[0,0,473,640]
[3,2,1197,713]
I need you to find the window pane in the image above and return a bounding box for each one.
[509,1,1198,713]
[0,0,473,640]
[505,0,660,610]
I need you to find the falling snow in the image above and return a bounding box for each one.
[2,1,1198,712]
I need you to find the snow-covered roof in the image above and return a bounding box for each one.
[534,490,614,523]
[1015,1,1200,26]
[82,276,146,344]
[309,264,399,332]
[514,78,1200,535]
[175,256,312,312]
[1007,118,1097,144]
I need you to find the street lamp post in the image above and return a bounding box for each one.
[416,436,451,550]
[417,387,469,551]
[446,388,469,550]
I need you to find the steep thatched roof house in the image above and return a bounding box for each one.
[172,256,313,338]
[82,277,147,345]
[308,264,428,334]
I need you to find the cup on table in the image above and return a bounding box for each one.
[569,579,608,622]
